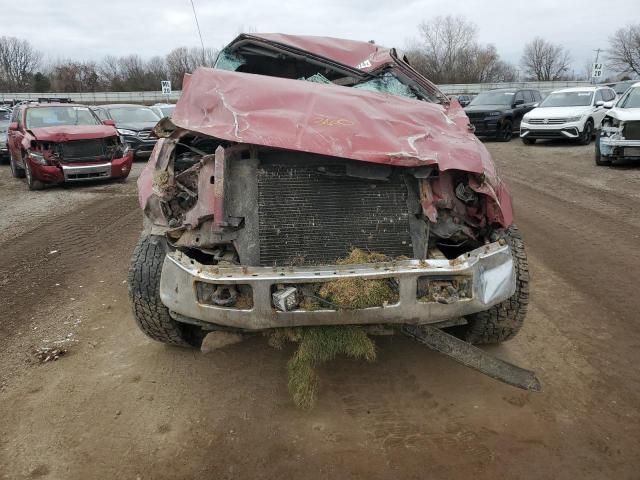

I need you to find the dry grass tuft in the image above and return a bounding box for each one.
[268,326,376,409]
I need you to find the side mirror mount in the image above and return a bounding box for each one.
[513,99,524,107]
[603,101,614,109]
[8,122,18,131]
[595,100,605,107]
[102,119,115,126]
[533,103,539,108]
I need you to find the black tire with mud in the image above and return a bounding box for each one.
[579,119,594,145]
[497,119,513,142]
[461,225,529,344]
[594,129,611,166]
[128,235,204,348]
[9,151,25,178]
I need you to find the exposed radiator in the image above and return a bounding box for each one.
[257,164,414,266]
[59,139,106,162]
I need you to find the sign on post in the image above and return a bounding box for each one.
[161,80,172,95]
[591,63,603,79]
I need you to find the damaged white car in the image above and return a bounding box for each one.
[596,81,640,166]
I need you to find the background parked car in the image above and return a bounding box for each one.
[6,101,132,189]
[456,94,474,107]
[606,80,638,98]
[520,86,617,145]
[150,103,175,118]
[0,107,10,161]
[596,82,640,165]
[91,104,160,159]
[464,88,542,141]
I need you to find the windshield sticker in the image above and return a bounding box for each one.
[356,59,372,69]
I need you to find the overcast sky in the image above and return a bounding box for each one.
[4,0,639,76]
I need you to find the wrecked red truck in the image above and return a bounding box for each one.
[129,34,529,356]
[7,100,133,189]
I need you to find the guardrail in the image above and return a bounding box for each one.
[0,81,593,104]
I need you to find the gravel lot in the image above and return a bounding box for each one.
[0,143,639,479]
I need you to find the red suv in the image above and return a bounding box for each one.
[7,100,133,190]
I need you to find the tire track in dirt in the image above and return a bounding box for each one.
[0,195,141,337]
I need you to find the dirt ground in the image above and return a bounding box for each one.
[1,141,639,479]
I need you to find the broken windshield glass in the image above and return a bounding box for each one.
[214,50,246,71]
[353,72,418,100]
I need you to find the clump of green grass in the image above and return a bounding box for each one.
[268,326,376,409]
[317,248,398,309]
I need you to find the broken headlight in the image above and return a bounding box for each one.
[455,181,478,205]
[28,151,47,165]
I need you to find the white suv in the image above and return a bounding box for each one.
[520,86,617,145]
[596,82,640,166]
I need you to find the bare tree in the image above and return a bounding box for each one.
[607,24,640,75]
[410,15,477,83]
[520,37,572,80]
[50,60,101,92]
[407,16,517,84]
[166,46,217,89]
[0,36,42,91]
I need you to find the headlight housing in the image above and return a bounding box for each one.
[28,151,47,165]
[117,128,137,136]
[522,114,530,122]
[565,115,582,123]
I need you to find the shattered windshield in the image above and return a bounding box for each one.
[353,72,418,99]
[215,45,427,102]
[26,106,100,128]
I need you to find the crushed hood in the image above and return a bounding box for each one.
[28,125,118,142]
[172,67,498,176]
[610,108,640,122]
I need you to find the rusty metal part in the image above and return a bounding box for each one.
[402,324,541,392]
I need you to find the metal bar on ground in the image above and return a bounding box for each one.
[402,324,542,392]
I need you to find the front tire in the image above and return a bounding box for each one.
[462,225,529,344]
[594,129,611,166]
[128,235,204,348]
[24,159,45,190]
[9,151,25,178]
[497,120,513,142]
[579,120,594,145]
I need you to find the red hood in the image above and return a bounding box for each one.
[249,33,393,72]
[28,125,118,142]
[173,68,497,177]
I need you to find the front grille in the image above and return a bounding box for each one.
[524,129,567,138]
[257,164,414,266]
[137,129,154,140]
[466,113,485,121]
[59,139,106,162]
[623,121,640,140]
[528,118,567,125]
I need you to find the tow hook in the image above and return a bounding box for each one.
[402,325,542,392]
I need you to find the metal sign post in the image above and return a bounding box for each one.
[161,80,172,103]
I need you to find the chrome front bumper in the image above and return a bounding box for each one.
[62,162,112,182]
[159,241,516,331]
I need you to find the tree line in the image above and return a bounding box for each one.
[0,41,218,93]
[1,18,639,92]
